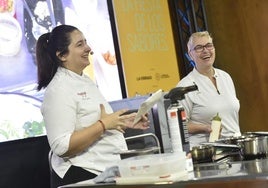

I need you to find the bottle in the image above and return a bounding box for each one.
[167,104,183,152]
[167,102,190,153]
[209,113,222,142]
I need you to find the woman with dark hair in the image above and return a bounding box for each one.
[36,25,149,188]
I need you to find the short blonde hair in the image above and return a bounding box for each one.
[187,31,213,51]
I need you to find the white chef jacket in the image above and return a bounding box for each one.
[41,67,127,178]
[177,68,241,147]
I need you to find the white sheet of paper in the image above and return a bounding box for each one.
[133,89,163,125]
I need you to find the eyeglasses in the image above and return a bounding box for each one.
[191,43,214,53]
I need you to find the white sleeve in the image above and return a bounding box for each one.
[42,88,76,156]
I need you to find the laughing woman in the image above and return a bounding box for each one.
[177,31,241,148]
[36,25,149,188]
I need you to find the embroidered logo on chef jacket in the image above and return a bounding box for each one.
[77,92,89,100]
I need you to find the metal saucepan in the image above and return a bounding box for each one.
[237,136,268,159]
[191,145,215,163]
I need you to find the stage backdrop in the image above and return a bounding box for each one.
[112,0,180,97]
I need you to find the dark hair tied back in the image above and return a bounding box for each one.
[36,25,78,90]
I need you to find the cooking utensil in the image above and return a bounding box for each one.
[237,136,268,159]
[191,145,215,163]
[201,142,241,149]
[218,135,255,145]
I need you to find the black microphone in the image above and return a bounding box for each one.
[90,51,94,55]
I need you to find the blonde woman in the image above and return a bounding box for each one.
[177,31,241,148]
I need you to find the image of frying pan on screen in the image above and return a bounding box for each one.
[23,0,65,64]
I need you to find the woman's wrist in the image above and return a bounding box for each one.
[98,120,106,132]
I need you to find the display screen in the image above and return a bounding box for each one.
[0,0,122,142]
